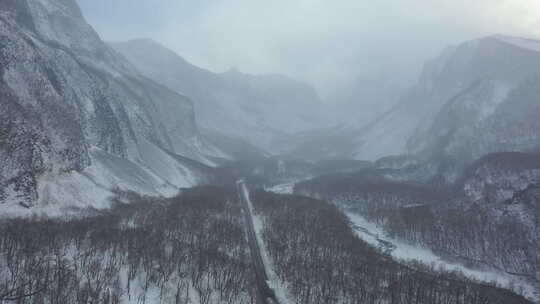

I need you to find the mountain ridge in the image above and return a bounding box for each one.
[0,0,229,214]
[351,34,540,161]
[111,38,329,152]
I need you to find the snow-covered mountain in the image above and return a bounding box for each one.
[111,38,328,152]
[0,0,228,214]
[353,34,540,161]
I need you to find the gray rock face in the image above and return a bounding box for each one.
[326,72,404,128]
[353,35,540,161]
[417,79,540,161]
[111,39,327,152]
[0,0,223,211]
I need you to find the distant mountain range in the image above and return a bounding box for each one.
[290,35,540,296]
[0,0,332,212]
[111,38,329,152]
[353,34,540,161]
[3,0,540,218]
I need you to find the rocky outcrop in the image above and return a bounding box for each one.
[0,0,226,213]
[459,152,540,203]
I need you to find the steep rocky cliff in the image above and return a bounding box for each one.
[111,38,327,152]
[0,0,226,213]
[354,35,540,161]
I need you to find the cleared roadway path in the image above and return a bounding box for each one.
[237,180,279,304]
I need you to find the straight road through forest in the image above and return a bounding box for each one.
[237,180,279,304]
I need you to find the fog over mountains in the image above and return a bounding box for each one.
[2,0,540,303]
[111,38,328,152]
[2,0,540,218]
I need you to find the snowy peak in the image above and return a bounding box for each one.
[418,34,540,96]
[352,34,540,161]
[492,34,540,53]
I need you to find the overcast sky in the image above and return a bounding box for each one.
[78,0,540,95]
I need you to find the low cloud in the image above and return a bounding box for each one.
[79,0,540,94]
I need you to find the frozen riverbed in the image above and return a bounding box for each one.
[347,212,539,302]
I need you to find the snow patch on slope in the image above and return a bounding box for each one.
[183,135,231,167]
[479,81,512,119]
[2,171,113,218]
[135,139,198,189]
[0,142,207,218]
[87,147,178,197]
[354,110,418,160]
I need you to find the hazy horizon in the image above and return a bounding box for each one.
[77,0,540,96]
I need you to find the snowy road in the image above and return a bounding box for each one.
[237,180,280,304]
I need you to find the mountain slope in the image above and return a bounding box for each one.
[0,0,226,213]
[411,76,540,162]
[353,35,540,161]
[326,71,403,128]
[293,155,540,300]
[111,38,328,152]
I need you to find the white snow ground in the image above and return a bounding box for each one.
[346,212,539,302]
[0,143,204,218]
[265,182,295,194]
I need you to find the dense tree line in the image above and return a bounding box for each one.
[250,190,531,304]
[296,174,540,287]
[0,187,255,303]
[295,172,448,226]
[383,200,540,282]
